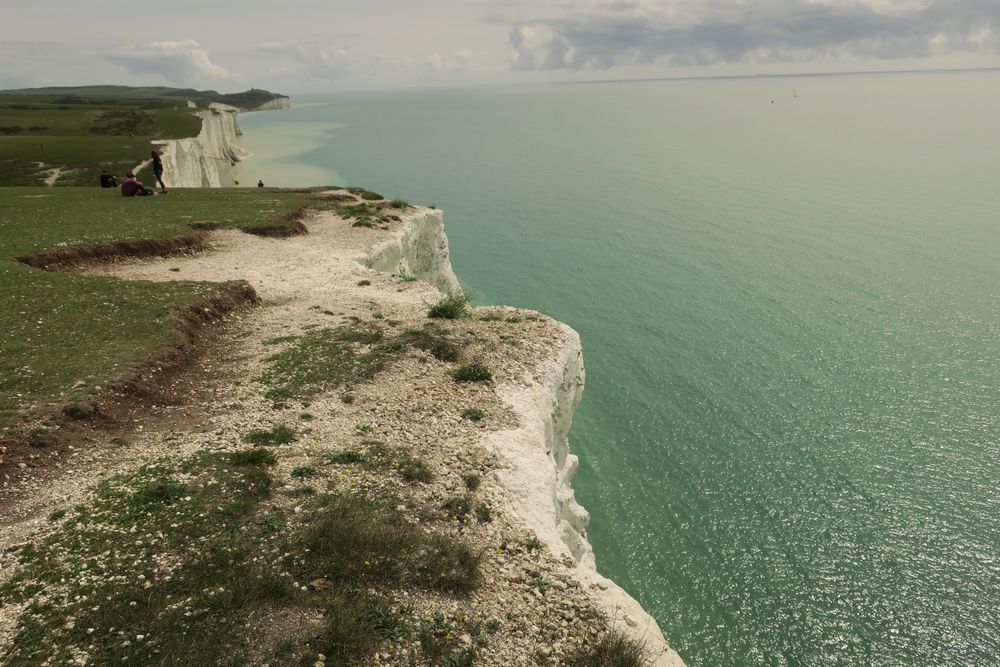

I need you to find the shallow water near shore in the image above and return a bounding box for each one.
[239,72,1000,666]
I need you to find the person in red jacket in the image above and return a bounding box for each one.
[120,173,156,197]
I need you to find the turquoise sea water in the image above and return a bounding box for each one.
[239,72,1000,666]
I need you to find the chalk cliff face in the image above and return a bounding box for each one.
[370,208,685,666]
[245,96,291,111]
[155,104,249,188]
[363,209,462,295]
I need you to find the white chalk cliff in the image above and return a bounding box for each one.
[154,103,249,188]
[245,96,292,112]
[363,209,462,295]
[376,209,685,666]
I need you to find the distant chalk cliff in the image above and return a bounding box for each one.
[153,95,289,188]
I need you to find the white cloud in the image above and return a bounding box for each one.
[108,39,238,84]
[506,0,1000,71]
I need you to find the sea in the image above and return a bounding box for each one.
[237,71,1000,666]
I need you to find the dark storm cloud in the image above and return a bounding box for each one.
[508,0,1000,70]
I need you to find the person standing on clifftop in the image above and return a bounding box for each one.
[151,150,167,192]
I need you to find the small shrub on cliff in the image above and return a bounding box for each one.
[291,465,321,480]
[563,628,657,667]
[428,294,469,320]
[400,457,434,484]
[462,408,486,422]
[452,362,492,383]
[230,448,278,466]
[442,495,472,519]
[474,502,492,523]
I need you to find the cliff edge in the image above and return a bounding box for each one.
[153,103,248,187]
[0,194,684,665]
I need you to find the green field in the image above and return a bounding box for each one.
[0,105,201,187]
[0,187,323,428]
[0,85,287,110]
[0,85,283,187]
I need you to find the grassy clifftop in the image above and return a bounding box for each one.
[0,187,322,430]
[0,85,288,111]
[0,86,287,187]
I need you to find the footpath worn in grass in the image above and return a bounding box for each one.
[0,187,320,428]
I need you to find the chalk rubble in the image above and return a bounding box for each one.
[386,209,685,665]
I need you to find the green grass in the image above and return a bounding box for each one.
[290,465,321,480]
[428,294,469,320]
[462,408,486,422]
[297,494,480,594]
[257,318,467,405]
[0,86,283,186]
[452,363,493,383]
[399,457,434,484]
[0,108,201,186]
[442,495,472,519]
[230,448,279,466]
[0,445,482,665]
[0,187,323,428]
[563,628,657,667]
[0,85,286,110]
[474,502,493,523]
[324,450,367,464]
[244,424,297,446]
[0,452,284,665]
[401,323,461,361]
[257,324,401,403]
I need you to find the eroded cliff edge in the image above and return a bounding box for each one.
[0,199,685,665]
[365,209,685,665]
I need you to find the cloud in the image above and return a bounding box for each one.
[506,0,1000,70]
[108,39,238,84]
[253,40,493,86]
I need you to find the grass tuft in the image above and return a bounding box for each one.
[291,465,321,480]
[563,628,658,667]
[462,408,486,422]
[463,473,481,491]
[428,294,469,320]
[399,458,434,484]
[244,424,297,446]
[442,495,472,519]
[452,363,492,383]
[402,324,461,362]
[324,450,367,464]
[230,448,278,466]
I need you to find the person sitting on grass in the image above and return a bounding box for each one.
[120,172,157,197]
[100,170,118,188]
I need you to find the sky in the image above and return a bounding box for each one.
[2,0,999,93]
